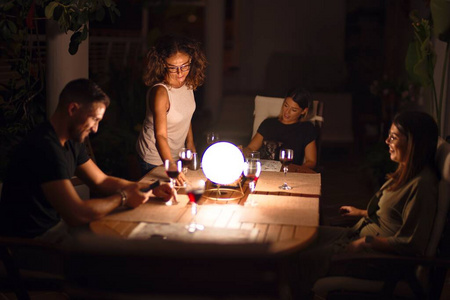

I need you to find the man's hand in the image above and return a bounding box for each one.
[152,183,173,201]
[122,183,150,208]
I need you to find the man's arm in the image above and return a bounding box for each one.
[75,159,132,195]
[41,160,173,227]
[41,179,138,226]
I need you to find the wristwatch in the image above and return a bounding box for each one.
[365,235,374,244]
[119,190,127,207]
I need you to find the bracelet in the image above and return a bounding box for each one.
[119,190,127,207]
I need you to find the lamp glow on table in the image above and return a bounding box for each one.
[201,142,245,201]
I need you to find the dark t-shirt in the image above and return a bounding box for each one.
[0,121,89,238]
[257,118,317,165]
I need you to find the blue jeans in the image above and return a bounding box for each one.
[137,155,158,176]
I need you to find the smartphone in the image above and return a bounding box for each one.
[140,180,160,192]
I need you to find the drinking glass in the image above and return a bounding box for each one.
[206,132,220,145]
[178,148,193,175]
[186,180,206,233]
[248,151,260,160]
[164,159,182,205]
[243,158,262,206]
[279,149,294,190]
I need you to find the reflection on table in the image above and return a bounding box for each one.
[90,164,321,254]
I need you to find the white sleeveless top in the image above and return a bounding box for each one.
[136,83,196,165]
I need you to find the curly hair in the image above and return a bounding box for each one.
[143,35,207,90]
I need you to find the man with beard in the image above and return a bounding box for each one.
[0,79,172,243]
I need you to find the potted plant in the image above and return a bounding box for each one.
[0,1,120,182]
[405,0,450,134]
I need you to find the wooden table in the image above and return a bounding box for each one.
[90,164,320,254]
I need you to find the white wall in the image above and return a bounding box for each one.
[235,0,347,95]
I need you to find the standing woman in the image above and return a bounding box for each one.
[136,35,207,183]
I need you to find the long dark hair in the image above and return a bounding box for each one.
[143,34,207,90]
[387,111,438,191]
[285,87,311,110]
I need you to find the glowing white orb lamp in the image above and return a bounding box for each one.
[201,141,244,200]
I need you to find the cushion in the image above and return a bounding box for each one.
[252,95,284,137]
[426,137,450,256]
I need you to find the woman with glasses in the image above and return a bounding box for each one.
[294,111,439,298]
[136,35,206,184]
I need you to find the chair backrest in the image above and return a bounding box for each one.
[426,137,450,257]
[252,95,323,137]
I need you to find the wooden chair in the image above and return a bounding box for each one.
[0,236,65,299]
[313,137,450,299]
[252,95,324,169]
[63,234,291,299]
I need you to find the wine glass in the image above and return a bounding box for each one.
[247,150,260,160]
[185,180,206,233]
[164,159,182,205]
[206,132,220,145]
[178,148,193,175]
[243,158,262,206]
[279,149,294,190]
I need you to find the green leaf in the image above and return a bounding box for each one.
[406,42,421,84]
[3,2,15,11]
[69,40,79,55]
[81,26,88,40]
[6,20,17,34]
[44,2,58,19]
[53,5,63,21]
[70,31,82,43]
[0,23,12,40]
[77,11,88,25]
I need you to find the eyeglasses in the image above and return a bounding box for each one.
[166,63,191,73]
[386,133,405,143]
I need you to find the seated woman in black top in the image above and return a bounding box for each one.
[244,87,317,169]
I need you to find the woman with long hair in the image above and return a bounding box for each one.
[244,87,317,168]
[136,35,207,184]
[296,111,439,298]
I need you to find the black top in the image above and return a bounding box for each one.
[257,118,317,165]
[0,121,89,238]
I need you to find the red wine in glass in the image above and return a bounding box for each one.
[187,188,204,203]
[185,180,206,233]
[243,159,261,206]
[279,157,293,168]
[181,158,192,170]
[166,170,180,179]
[245,174,259,183]
[279,149,294,190]
[164,160,182,205]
